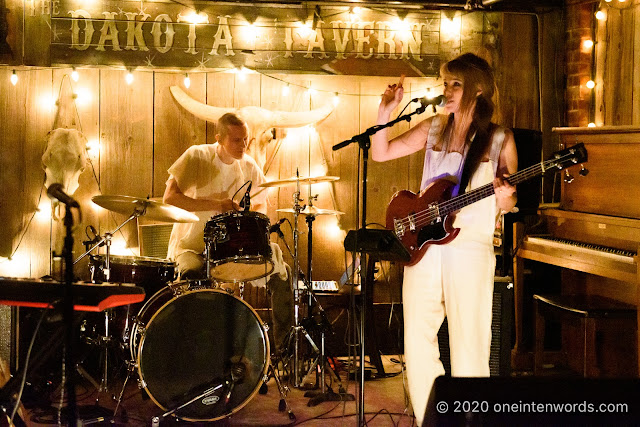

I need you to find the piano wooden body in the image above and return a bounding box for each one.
[512,126,640,374]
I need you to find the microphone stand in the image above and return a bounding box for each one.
[62,203,77,426]
[332,104,426,426]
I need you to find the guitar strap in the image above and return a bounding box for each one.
[457,124,497,195]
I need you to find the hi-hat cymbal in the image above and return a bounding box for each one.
[259,176,339,188]
[92,195,199,223]
[277,206,344,217]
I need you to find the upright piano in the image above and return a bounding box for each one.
[512,126,640,372]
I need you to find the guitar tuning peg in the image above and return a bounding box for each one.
[564,170,575,183]
[579,164,589,176]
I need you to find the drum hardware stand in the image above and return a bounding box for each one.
[302,309,355,406]
[73,205,147,413]
[289,172,306,388]
[112,359,136,418]
[299,200,354,404]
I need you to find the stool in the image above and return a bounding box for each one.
[534,294,637,377]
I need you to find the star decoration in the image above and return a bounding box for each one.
[265,52,277,68]
[137,1,147,16]
[52,24,63,41]
[145,54,156,67]
[197,52,210,70]
[117,7,125,15]
[262,34,273,50]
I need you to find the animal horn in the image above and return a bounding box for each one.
[170,86,232,122]
[171,85,335,127]
[269,103,335,128]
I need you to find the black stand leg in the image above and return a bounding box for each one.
[62,205,77,427]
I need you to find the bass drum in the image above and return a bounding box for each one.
[132,285,269,422]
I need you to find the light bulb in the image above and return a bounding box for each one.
[333,92,340,106]
[595,10,606,20]
[307,87,317,96]
[184,73,191,88]
[71,68,79,82]
[282,84,290,96]
[586,80,595,89]
[10,70,17,86]
[125,71,134,85]
[587,122,596,127]
[583,39,594,49]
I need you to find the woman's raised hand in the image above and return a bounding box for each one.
[379,75,405,116]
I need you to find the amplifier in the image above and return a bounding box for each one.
[438,276,513,377]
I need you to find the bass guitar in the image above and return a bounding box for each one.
[385,143,588,266]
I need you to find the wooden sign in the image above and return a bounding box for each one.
[43,2,443,76]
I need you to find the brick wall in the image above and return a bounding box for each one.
[565,0,594,127]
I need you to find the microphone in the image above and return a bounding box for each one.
[47,183,80,207]
[269,218,286,234]
[412,94,446,108]
[240,181,252,211]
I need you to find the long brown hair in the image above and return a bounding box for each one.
[439,53,499,191]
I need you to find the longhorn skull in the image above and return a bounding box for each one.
[42,128,88,196]
[170,86,335,168]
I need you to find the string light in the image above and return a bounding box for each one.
[35,200,52,222]
[86,139,100,157]
[183,73,191,88]
[244,23,259,42]
[10,70,17,86]
[125,70,134,85]
[582,39,594,50]
[282,83,290,96]
[74,86,92,106]
[332,92,340,106]
[296,21,313,38]
[587,122,596,127]
[307,87,317,96]
[237,66,248,81]
[586,80,595,89]
[71,67,79,82]
[595,10,606,20]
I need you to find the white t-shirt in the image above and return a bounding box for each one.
[166,143,267,260]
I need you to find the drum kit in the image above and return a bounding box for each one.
[74,173,345,423]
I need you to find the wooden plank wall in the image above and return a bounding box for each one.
[0,69,440,282]
[0,12,550,287]
[595,1,640,126]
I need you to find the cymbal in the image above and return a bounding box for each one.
[92,195,199,223]
[277,206,344,216]
[259,176,339,188]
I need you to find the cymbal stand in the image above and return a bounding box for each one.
[73,205,146,402]
[74,204,147,266]
[291,173,304,387]
[279,170,320,387]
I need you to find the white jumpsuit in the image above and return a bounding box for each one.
[403,115,506,424]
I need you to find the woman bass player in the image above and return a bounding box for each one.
[371,53,518,423]
[163,112,293,353]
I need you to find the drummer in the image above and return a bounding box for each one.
[163,112,293,352]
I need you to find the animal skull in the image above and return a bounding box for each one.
[42,128,88,195]
[170,86,335,168]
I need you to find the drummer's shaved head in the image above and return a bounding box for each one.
[217,113,247,140]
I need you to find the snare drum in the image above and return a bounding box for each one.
[204,211,274,282]
[90,255,175,296]
[130,283,269,421]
